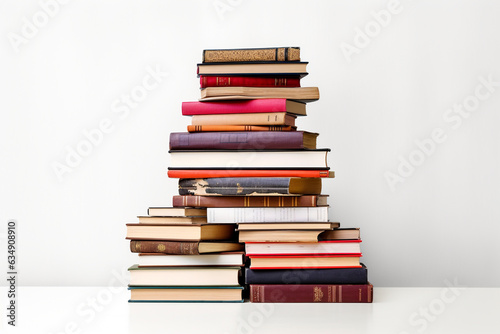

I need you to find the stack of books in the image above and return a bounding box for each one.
[168,47,373,303]
[125,207,245,302]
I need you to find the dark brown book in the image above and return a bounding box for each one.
[169,131,317,150]
[172,195,328,208]
[203,47,300,63]
[249,283,373,303]
[125,224,236,241]
[130,240,243,255]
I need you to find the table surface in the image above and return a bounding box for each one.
[1,287,499,334]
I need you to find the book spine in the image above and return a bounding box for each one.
[245,267,368,285]
[179,178,293,196]
[203,47,300,63]
[207,207,329,223]
[187,125,295,132]
[249,284,373,303]
[191,113,294,126]
[200,76,301,88]
[130,241,200,255]
[168,170,330,178]
[173,195,321,208]
[169,132,305,150]
[182,99,288,116]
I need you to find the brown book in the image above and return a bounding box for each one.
[191,112,296,126]
[239,230,325,243]
[249,283,373,303]
[200,87,320,103]
[125,224,236,241]
[147,207,206,217]
[187,125,296,132]
[137,216,207,224]
[237,222,338,231]
[320,228,361,240]
[203,47,300,63]
[172,195,328,208]
[130,240,243,254]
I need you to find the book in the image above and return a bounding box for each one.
[249,255,362,269]
[125,224,236,241]
[202,47,300,63]
[191,113,296,126]
[182,99,306,116]
[128,265,241,286]
[197,62,308,76]
[137,252,244,267]
[200,87,320,103]
[187,125,296,132]
[168,169,331,178]
[137,216,207,225]
[130,240,243,254]
[169,149,330,169]
[244,240,362,256]
[239,230,327,243]
[169,131,318,150]
[237,222,338,231]
[172,195,329,208]
[245,264,368,284]
[178,178,322,196]
[249,283,373,303]
[320,228,361,240]
[147,207,206,217]
[129,286,244,302]
[200,76,300,88]
[207,207,329,223]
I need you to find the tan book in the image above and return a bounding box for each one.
[126,224,236,241]
[147,207,207,217]
[320,228,361,240]
[197,62,308,75]
[202,47,300,63]
[130,286,243,302]
[191,112,296,126]
[237,222,338,231]
[200,87,320,103]
[249,256,361,269]
[137,216,207,225]
[239,230,325,243]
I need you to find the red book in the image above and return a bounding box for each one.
[167,169,332,178]
[200,76,301,88]
[250,283,373,303]
[182,99,305,116]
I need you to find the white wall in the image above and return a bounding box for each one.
[1,0,499,287]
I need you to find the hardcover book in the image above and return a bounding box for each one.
[199,87,320,103]
[129,286,244,302]
[187,125,296,132]
[200,76,300,88]
[168,169,331,179]
[125,224,236,241]
[182,99,306,116]
[147,207,206,217]
[190,112,296,126]
[207,207,329,223]
[249,255,362,269]
[137,252,244,267]
[202,47,300,63]
[172,195,329,208]
[130,240,243,255]
[197,62,308,76]
[244,240,361,255]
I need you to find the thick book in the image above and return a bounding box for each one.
[237,222,338,231]
[137,252,244,267]
[130,240,243,254]
[187,125,296,132]
[172,195,328,208]
[197,62,308,77]
[202,47,300,63]
[129,286,244,302]
[239,230,328,243]
[128,265,241,286]
[169,131,317,150]
[249,255,361,269]
[245,264,368,284]
[137,216,207,225]
[249,283,373,303]
[200,87,319,103]
[168,169,331,178]
[191,113,296,126]
[169,149,330,169]
[125,224,236,241]
[320,228,361,240]
[200,76,300,88]
[182,99,306,116]
[178,178,321,196]
[245,240,362,256]
[147,207,206,217]
[207,207,329,224]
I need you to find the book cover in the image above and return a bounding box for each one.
[202,47,300,63]
[182,99,305,116]
[200,76,301,88]
[172,195,328,208]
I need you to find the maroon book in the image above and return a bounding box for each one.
[169,131,318,150]
[200,76,301,88]
[250,283,373,303]
[173,195,328,208]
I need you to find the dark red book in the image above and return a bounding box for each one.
[200,76,301,88]
[249,283,373,303]
[182,99,305,116]
[169,131,318,150]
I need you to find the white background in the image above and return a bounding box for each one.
[1,0,499,287]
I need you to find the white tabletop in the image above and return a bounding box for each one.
[1,287,499,334]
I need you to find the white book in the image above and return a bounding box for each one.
[138,253,244,267]
[207,207,329,224]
